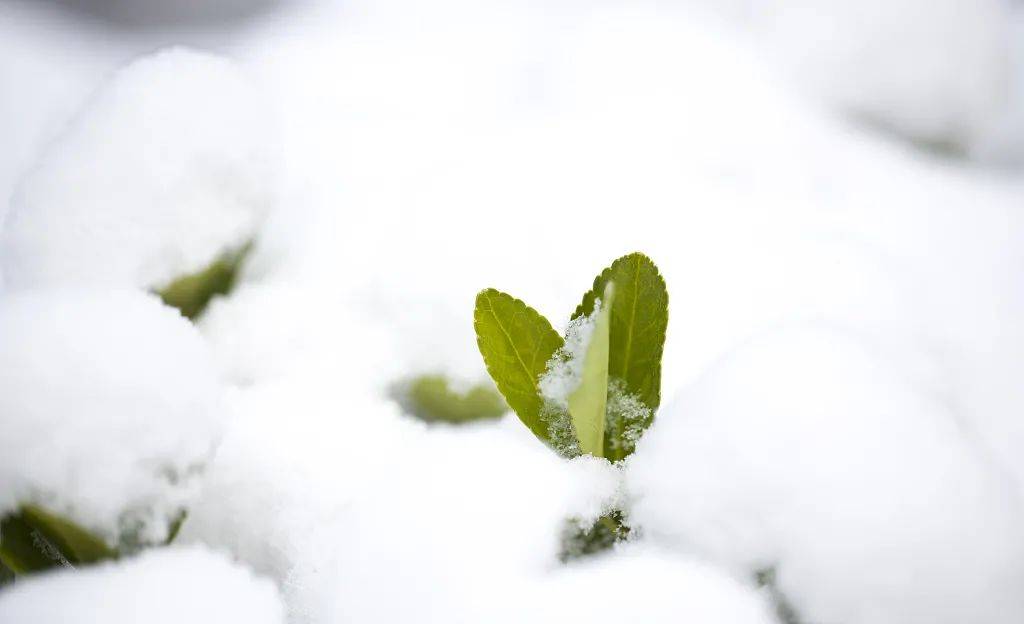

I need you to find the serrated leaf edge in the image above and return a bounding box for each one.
[473,288,564,441]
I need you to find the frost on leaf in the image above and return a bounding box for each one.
[539,310,598,411]
[605,379,653,461]
[539,303,600,458]
[539,291,652,460]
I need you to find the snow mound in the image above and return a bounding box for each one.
[184,374,770,624]
[530,544,774,623]
[626,326,1024,624]
[287,425,618,622]
[175,378,403,582]
[0,290,223,545]
[0,546,284,624]
[0,47,276,290]
[707,0,1011,151]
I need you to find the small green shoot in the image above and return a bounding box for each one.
[474,252,668,461]
[474,253,668,560]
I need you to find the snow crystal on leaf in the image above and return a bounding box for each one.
[539,308,598,410]
[605,379,653,459]
[538,304,601,457]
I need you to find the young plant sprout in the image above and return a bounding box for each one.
[474,252,668,558]
[474,252,668,462]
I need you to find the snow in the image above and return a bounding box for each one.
[0,546,285,624]
[534,544,774,623]
[0,47,277,290]
[540,307,598,412]
[282,427,620,623]
[2,0,1024,623]
[0,290,223,545]
[180,377,626,621]
[627,327,1024,624]
[697,0,1012,153]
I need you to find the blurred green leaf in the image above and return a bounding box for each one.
[395,374,508,424]
[756,568,802,624]
[474,289,564,443]
[165,510,188,545]
[0,505,116,575]
[0,512,58,574]
[157,242,251,320]
[567,283,613,457]
[21,505,115,564]
[0,558,13,587]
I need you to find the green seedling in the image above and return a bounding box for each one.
[474,252,668,461]
[474,252,668,559]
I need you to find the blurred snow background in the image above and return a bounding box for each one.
[3,0,1024,622]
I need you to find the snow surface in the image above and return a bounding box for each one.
[0,46,276,290]
[3,0,1024,623]
[0,546,285,624]
[535,544,774,623]
[627,327,1024,624]
[697,0,1012,153]
[0,290,223,545]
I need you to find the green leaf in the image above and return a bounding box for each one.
[567,283,613,457]
[165,510,188,545]
[574,252,668,460]
[393,374,508,424]
[20,505,115,565]
[0,505,116,575]
[157,242,252,321]
[474,289,564,442]
[0,557,14,587]
[0,512,60,574]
